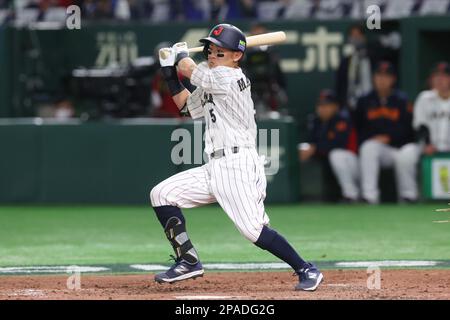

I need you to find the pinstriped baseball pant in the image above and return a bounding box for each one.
[150,147,270,243]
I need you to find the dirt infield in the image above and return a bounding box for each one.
[1,269,449,300]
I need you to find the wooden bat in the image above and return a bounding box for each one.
[159,31,286,59]
[188,31,287,53]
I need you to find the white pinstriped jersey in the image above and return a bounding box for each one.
[413,90,450,151]
[186,62,257,155]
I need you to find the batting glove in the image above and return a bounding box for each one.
[173,42,189,65]
[159,47,176,67]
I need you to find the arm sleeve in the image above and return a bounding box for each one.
[186,88,204,119]
[413,92,428,129]
[415,125,431,144]
[190,62,232,94]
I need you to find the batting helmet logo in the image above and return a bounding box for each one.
[213,26,224,36]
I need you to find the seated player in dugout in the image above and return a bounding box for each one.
[413,61,450,155]
[150,24,323,291]
[299,89,359,203]
[354,61,419,204]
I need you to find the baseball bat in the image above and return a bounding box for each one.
[159,31,286,59]
[188,31,287,53]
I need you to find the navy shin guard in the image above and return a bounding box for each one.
[153,205,199,265]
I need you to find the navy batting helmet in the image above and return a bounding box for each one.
[199,24,247,58]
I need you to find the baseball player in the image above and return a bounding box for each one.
[355,61,419,204]
[300,89,359,203]
[149,24,323,291]
[413,62,450,154]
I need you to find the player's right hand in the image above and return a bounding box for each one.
[173,42,189,65]
[159,47,176,67]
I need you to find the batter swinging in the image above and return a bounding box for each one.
[150,24,323,291]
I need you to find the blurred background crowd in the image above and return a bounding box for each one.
[1,0,450,24]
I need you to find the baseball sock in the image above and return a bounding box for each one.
[255,225,308,271]
[153,205,200,265]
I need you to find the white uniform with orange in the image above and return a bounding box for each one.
[150,62,269,243]
[413,89,450,151]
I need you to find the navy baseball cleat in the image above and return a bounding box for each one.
[155,257,204,284]
[295,263,324,291]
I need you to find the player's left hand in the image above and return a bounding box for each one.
[173,42,189,65]
[424,144,437,155]
[159,47,176,67]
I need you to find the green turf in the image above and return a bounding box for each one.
[0,204,448,267]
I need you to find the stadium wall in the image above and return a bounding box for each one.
[0,118,299,204]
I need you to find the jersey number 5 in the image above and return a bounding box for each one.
[209,108,216,123]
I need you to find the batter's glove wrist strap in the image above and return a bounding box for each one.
[175,52,189,66]
[161,66,185,96]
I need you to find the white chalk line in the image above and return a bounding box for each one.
[0,260,443,275]
[335,261,439,268]
[133,260,441,271]
[0,266,109,274]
